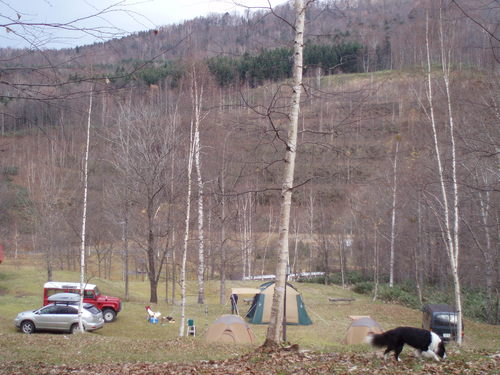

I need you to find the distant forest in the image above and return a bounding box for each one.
[0,0,498,323]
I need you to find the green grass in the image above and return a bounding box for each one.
[0,263,499,366]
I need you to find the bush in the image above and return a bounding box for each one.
[463,289,489,322]
[352,281,374,294]
[377,285,420,308]
[2,166,19,182]
[297,275,325,284]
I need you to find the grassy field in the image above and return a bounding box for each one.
[0,262,499,368]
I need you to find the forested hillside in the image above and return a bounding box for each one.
[0,0,498,324]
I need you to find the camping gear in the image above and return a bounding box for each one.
[227,288,261,316]
[205,315,256,344]
[187,319,196,336]
[343,316,382,344]
[246,281,312,325]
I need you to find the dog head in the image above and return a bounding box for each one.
[436,340,446,360]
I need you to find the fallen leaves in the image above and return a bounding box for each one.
[1,346,498,375]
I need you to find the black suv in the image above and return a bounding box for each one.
[422,304,461,341]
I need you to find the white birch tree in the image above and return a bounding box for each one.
[179,102,196,337]
[78,88,93,332]
[264,0,310,347]
[424,8,463,345]
[389,139,399,288]
[190,67,207,305]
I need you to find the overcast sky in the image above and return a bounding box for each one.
[0,0,289,49]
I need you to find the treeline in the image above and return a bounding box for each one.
[84,42,363,92]
[207,42,362,87]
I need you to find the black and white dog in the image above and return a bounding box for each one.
[365,327,446,362]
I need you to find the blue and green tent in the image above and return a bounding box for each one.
[246,281,312,325]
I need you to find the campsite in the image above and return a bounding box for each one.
[0,264,498,375]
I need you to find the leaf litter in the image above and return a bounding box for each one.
[0,345,498,375]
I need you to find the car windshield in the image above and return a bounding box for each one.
[435,313,457,325]
[93,287,101,297]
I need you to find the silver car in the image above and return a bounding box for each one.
[14,293,104,334]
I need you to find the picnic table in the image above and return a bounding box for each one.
[328,297,355,303]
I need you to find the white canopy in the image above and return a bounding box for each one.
[230,288,261,296]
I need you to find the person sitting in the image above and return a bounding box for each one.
[146,306,161,322]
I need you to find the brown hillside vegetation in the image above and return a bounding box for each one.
[0,0,498,334]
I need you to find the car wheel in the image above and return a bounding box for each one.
[102,308,116,322]
[21,321,35,334]
[70,323,83,334]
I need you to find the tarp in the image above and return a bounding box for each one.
[230,288,262,296]
[205,314,256,344]
[343,316,382,344]
[246,281,312,325]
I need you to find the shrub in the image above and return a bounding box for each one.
[352,281,374,294]
[377,284,420,308]
[2,166,19,182]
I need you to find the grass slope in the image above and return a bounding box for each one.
[0,263,499,373]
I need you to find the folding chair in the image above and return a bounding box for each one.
[187,319,196,336]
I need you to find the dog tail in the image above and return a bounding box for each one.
[364,332,387,348]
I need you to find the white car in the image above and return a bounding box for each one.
[14,293,104,334]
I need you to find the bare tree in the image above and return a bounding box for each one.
[389,138,399,288]
[78,88,93,332]
[423,8,463,345]
[190,67,207,305]
[179,108,196,337]
[264,0,311,347]
[106,102,176,304]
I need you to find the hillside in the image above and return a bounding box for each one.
[0,0,498,326]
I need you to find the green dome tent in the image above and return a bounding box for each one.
[246,281,312,325]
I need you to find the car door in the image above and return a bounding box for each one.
[34,305,63,330]
[59,305,79,330]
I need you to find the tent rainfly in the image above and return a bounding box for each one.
[205,315,256,344]
[343,316,383,344]
[246,281,312,325]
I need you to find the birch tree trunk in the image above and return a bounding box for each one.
[219,172,227,305]
[191,70,206,305]
[292,219,299,276]
[372,221,379,301]
[179,115,195,337]
[425,10,463,345]
[307,190,315,273]
[439,5,463,345]
[415,194,423,304]
[218,134,229,305]
[264,0,308,347]
[389,140,399,288]
[78,88,93,332]
[261,206,274,278]
[478,180,495,323]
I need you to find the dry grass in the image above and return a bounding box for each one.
[0,262,498,367]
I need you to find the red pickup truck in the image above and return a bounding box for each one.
[43,282,122,322]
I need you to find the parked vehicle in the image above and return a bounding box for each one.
[43,281,122,322]
[15,293,104,334]
[422,303,462,341]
